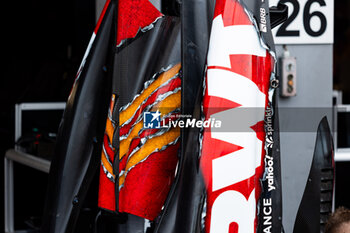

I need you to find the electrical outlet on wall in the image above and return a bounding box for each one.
[281,56,297,97]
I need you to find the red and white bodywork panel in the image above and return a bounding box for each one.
[200,0,274,232]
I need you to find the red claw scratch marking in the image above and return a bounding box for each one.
[98,65,181,220]
[116,0,163,46]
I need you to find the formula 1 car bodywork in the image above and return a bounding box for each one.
[41,0,333,233]
[293,117,334,233]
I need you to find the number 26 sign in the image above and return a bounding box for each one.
[270,0,334,44]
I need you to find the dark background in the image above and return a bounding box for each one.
[1,0,96,230]
[333,1,350,212]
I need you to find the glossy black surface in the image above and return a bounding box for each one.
[257,96,284,233]
[153,0,213,232]
[293,117,334,233]
[270,3,288,29]
[41,2,116,232]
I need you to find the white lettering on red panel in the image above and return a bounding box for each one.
[201,0,273,233]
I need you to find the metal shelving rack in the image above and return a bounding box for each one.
[333,91,350,162]
[4,102,65,233]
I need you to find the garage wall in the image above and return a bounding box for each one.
[275,44,333,233]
